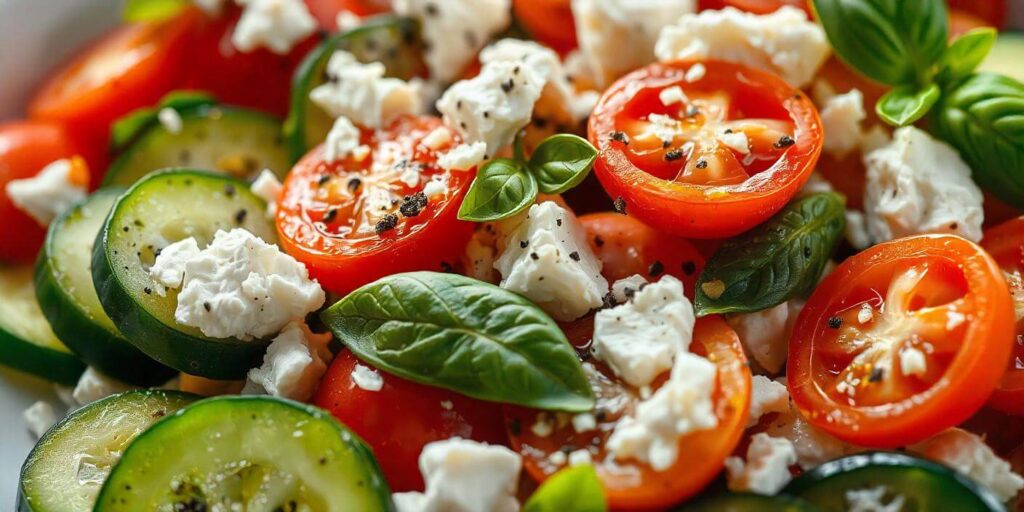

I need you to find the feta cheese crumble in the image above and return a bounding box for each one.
[724,433,797,495]
[819,89,866,158]
[250,168,283,217]
[148,238,201,292]
[352,363,384,392]
[157,107,183,134]
[726,301,801,374]
[324,116,363,163]
[231,0,317,54]
[438,142,488,172]
[910,428,1024,502]
[310,50,424,128]
[23,401,58,439]
[72,367,135,407]
[494,201,609,321]
[845,486,906,512]
[243,321,333,401]
[610,274,648,304]
[5,158,88,227]
[392,438,522,512]
[748,375,790,427]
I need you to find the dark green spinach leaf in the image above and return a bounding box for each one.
[458,159,538,222]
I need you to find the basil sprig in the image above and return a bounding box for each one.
[110,91,217,151]
[123,0,188,22]
[321,272,596,412]
[695,193,845,316]
[458,134,597,222]
[524,465,606,512]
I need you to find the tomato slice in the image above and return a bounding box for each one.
[789,235,1016,448]
[589,60,822,239]
[305,0,392,29]
[698,0,811,15]
[513,0,577,55]
[313,350,508,492]
[948,0,1006,28]
[505,316,751,510]
[277,115,475,294]
[981,217,1024,416]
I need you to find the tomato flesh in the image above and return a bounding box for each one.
[982,217,1024,416]
[513,0,577,55]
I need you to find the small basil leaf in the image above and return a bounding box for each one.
[937,28,998,84]
[110,91,217,151]
[123,0,188,22]
[458,158,538,222]
[695,193,846,316]
[932,73,1024,209]
[321,272,595,412]
[812,0,948,86]
[876,83,941,127]
[524,465,606,512]
[528,134,598,195]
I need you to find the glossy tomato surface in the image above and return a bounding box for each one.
[982,217,1024,416]
[513,0,577,55]
[314,350,508,491]
[589,60,822,239]
[277,116,475,294]
[789,235,1015,448]
[949,0,1007,28]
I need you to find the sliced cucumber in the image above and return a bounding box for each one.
[35,189,175,386]
[284,15,428,161]
[979,32,1024,84]
[94,396,392,511]
[677,493,820,511]
[784,452,1004,511]
[0,265,83,384]
[92,169,278,379]
[18,390,198,512]
[104,105,291,187]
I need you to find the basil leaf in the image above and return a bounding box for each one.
[528,134,598,195]
[524,465,606,512]
[812,0,948,86]
[932,73,1024,208]
[458,158,538,222]
[695,193,846,316]
[123,0,188,22]
[110,91,217,151]
[321,272,595,412]
[937,28,998,84]
[876,84,941,127]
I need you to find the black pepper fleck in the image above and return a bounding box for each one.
[828,316,842,329]
[520,240,529,249]
[234,209,248,225]
[665,148,684,161]
[323,208,338,223]
[347,177,362,193]
[648,260,664,277]
[375,214,399,235]
[682,261,696,275]
[530,252,539,261]
[613,196,627,215]
[224,184,236,197]
[774,135,796,149]
[501,78,515,93]
[569,251,581,262]
[696,159,708,169]
[594,235,605,248]
[399,192,428,218]
[609,131,630,145]
[869,367,884,382]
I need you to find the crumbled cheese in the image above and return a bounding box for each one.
[572,413,597,433]
[310,50,423,128]
[335,9,363,31]
[726,301,799,374]
[845,210,872,250]
[658,86,688,107]
[422,175,450,199]
[845,486,906,512]
[150,229,325,340]
[531,414,554,437]
[438,142,488,172]
[592,275,695,388]
[899,347,927,377]
[250,168,283,217]
[719,130,750,154]
[324,116,362,163]
[231,0,316,54]
[748,375,790,427]
[351,363,384,392]
[23,401,58,439]
[422,127,454,151]
[655,7,830,88]
[495,201,608,321]
[392,438,522,512]
[724,433,797,495]
[192,0,225,15]
[571,0,697,87]
[862,127,984,244]
[568,449,593,466]
[685,63,706,82]
[440,400,454,411]
[910,428,1024,502]
[158,107,183,134]
[72,367,134,407]
[148,237,201,293]
[820,89,866,158]
[548,451,568,466]
[243,322,333,401]
[5,158,87,226]
[765,402,855,469]
[610,274,648,304]
[857,303,874,324]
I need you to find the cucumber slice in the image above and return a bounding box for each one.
[0,265,83,385]
[104,105,291,187]
[677,493,819,511]
[784,452,1004,511]
[17,390,198,512]
[92,169,278,379]
[35,189,175,386]
[94,396,392,511]
[284,16,428,161]
[979,32,1024,84]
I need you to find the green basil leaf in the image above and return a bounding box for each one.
[932,73,1024,208]
[812,0,948,86]
[457,158,538,222]
[937,28,998,84]
[528,134,598,194]
[110,91,218,151]
[876,83,941,127]
[524,465,606,512]
[321,272,595,412]
[123,0,188,22]
[695,193,846,316]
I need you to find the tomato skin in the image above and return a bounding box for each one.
[589,60,823,239]
[313,350,508,491]
[699,0,811,15]
[982,217,1024,416]
[305,0,392,29]
[948,0,1006,28]
[789,235,1015,448]
[513,0,578,55]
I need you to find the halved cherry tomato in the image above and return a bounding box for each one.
[981,217,1024,416]
[0,121,81,264]
[313,350,507,491]
[949,9,993,39]
[579,212,706,294]
[948,0,1006,29]
[589,60,823,239]
[505,316,751,510]
[513,0,577,55]
[789,235,1015,448]
[699,0,811,16]
[306,0,392,30]
[277,115,475,294]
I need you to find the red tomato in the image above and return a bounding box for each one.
[789,235,1016,448]
[578,212,706,294]
[589,60,823,239]
[948,0,1006,28]
[513,0,578,55]
[505,316,751,510]
[949,9,994,39]
[306,0,392,29]
[699,0,811,16]
[0,122,81,263]
[981,217,1024,416]
[277,116,475,294]
[313,350,508,491]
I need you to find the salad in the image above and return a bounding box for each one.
[2,0,1024,510]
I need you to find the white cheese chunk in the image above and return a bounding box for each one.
[845,486,906,512]
[151,229,325,340]
[157,107,183,134]
[724,433,797,495]
[863,127,984,244]
[610,274,648,304]
[658,86,688,107]
[250,168,283,217]
[845,209,872,250]
[593,275,695,388]
[243,321,333,401]
[726,301,800,374]
[438,142,488,172]
[351,363,384,392]
[5,158,87,227]
[310,50,423,128]
[572,413,597,433]
[748,375,790,427]
[231,0,316,54]
[324,116,362,163]
[23,401,59,439]
[335,9,363,31]
[568,449,593,466]
[655,7,830,88]
[72,367,134,407]
[765,401,856,469]
[422,127,454,151]
[719,130,750,154]
[910,428,1024,502]
[820,89,866,158]
[193,0,226,15]
[392,438,522,512]
[148,238,201,294]
[495,201,609,322]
